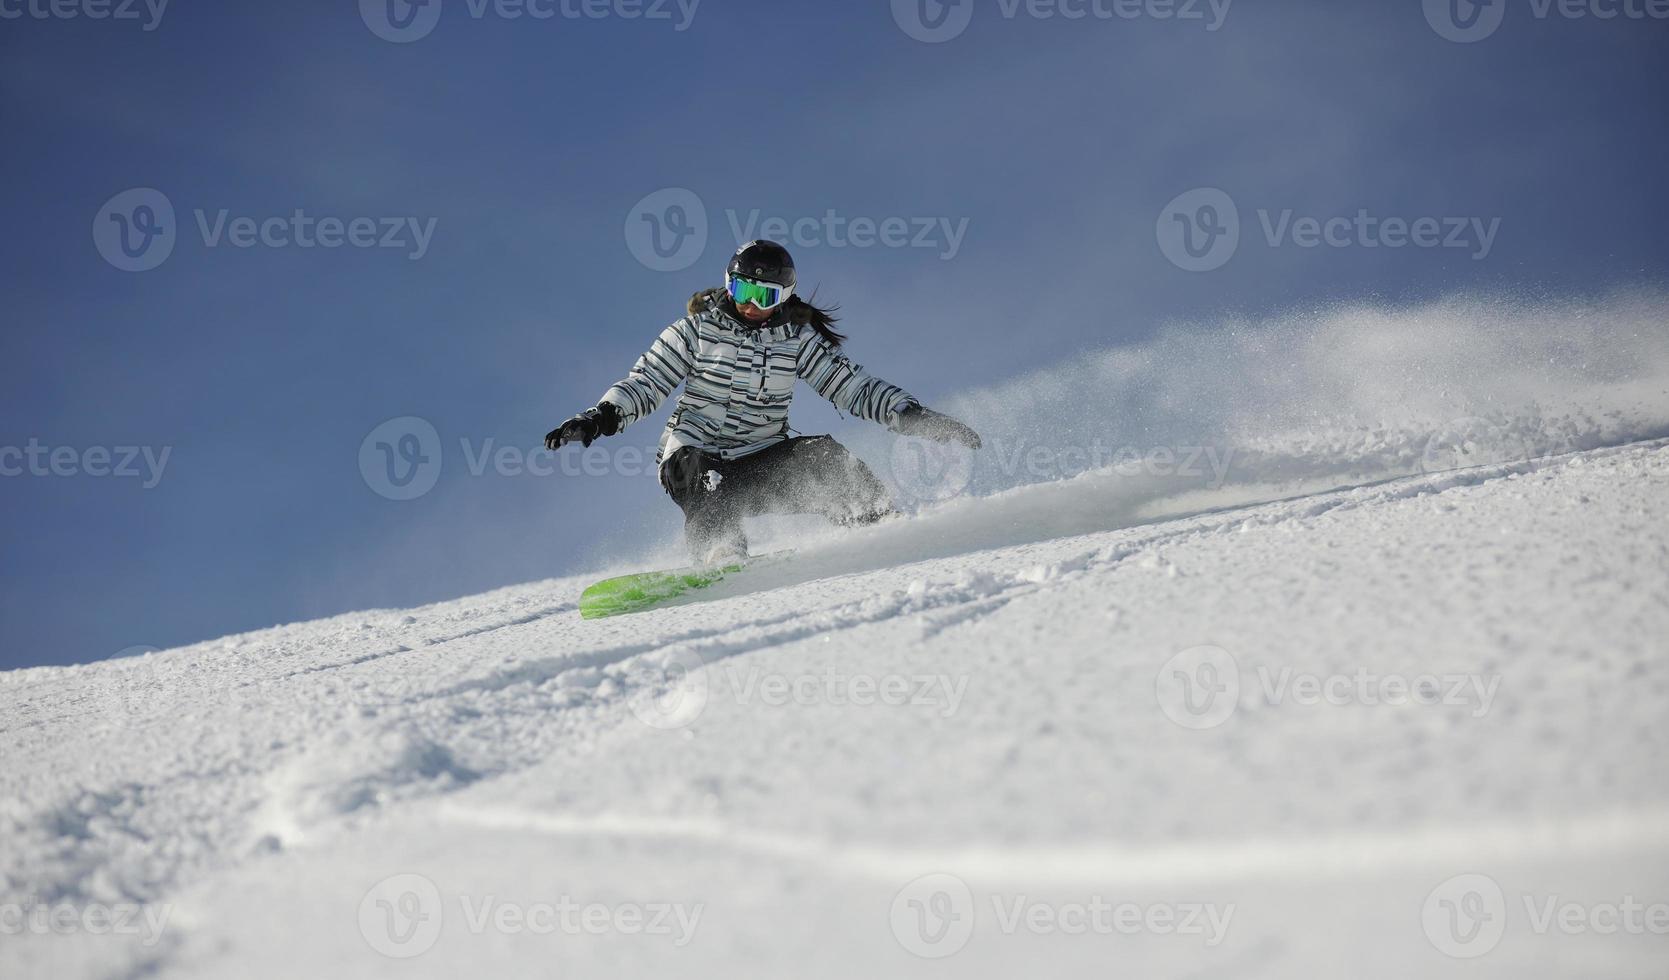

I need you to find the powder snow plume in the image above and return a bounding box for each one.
[894,290,1669,509]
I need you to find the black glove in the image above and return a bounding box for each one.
[544,403,621,450]
[895,404,982,450]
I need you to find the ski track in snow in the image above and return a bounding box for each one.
[435,800,1669,887]
[3,438,1669,978]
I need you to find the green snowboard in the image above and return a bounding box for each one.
[579,550,797,619]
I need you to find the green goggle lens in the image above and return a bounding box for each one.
[728,276,788,309]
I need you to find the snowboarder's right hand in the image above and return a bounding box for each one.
[545,415,598,450]
[545,403,621,450]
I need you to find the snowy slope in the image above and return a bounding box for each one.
[4,436,1668,979]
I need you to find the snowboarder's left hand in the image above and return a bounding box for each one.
[895,404,982,450]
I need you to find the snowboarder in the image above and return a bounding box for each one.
[545,240,982,564]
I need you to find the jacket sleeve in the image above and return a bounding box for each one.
[797,331,919,428]
[597,317,699,429]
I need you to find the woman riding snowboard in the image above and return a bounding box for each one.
[545,240,981,565]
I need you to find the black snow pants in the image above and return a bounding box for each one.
[659,436,893,561]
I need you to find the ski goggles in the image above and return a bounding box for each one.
[727,275,792,311]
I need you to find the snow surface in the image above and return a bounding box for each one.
[4,432,1668,978]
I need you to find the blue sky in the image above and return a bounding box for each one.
[2,0,1666,668]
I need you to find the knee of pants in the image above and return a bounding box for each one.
[799,436,878,483]
[791,435,846,469]
[660,447,717,502]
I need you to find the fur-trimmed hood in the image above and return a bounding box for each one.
[688,288,846,347]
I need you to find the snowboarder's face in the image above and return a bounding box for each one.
[735,301,773,323]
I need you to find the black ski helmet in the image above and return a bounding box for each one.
[727,240,796,291]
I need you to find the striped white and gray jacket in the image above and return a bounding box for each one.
[599,289,919,464]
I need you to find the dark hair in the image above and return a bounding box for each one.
[783,293,847,347]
